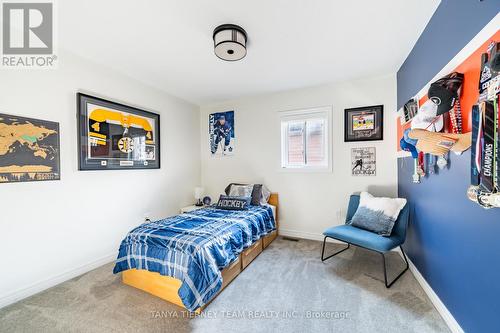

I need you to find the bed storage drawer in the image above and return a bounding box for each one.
[241,239,263,269]
[221,256,241,288]
[262,230,277,249]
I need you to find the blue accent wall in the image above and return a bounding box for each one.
[397,1,500,332]
[398,153,500,332]
[397,0,499,109]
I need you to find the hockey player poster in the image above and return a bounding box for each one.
[209,111,235,157]
[351,147,376,176]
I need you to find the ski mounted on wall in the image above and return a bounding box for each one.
[480,100,496,192]
[497,96,500,190]
[468,41,500,209]
[470,104,481,186]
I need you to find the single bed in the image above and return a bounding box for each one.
[113,193,279,312]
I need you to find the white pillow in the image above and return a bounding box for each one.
[260,185,271,205]
[360,192,406,220]
[350,192,407,236]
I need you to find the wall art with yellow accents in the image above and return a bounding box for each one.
[77,93,160,170]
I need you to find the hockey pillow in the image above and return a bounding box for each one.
[349,192,407,236]
[216,195,251,210]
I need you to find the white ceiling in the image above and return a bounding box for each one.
[60,0,440,105]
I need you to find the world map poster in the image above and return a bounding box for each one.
[0,113,60,183]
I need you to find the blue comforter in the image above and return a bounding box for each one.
[113,205,275,311]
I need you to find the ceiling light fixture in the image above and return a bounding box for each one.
[213,24,247,61]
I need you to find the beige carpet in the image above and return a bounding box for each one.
[0,237,449,333]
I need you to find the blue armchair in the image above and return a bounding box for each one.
[321,194,410,288]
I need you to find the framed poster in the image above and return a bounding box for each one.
[344,105,383,142]
[209,110,235,157]
[0,113,60,183]
[77,93,160,170]
[351,147,376,176]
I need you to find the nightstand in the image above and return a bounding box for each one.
[180,205,205,214]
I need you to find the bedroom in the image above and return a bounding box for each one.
[0,1,499,332]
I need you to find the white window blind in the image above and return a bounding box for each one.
[280,106,331,171]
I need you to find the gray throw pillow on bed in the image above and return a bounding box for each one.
[216,195,251,210]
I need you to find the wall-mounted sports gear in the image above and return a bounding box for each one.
[468,41,499,209]
[408,129,471,156]
[428,72,464,116]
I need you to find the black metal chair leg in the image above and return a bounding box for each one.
[321,236,350,262]
[380,246,409,288]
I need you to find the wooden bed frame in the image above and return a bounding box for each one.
[122,193,279,312]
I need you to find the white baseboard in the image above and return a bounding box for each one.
[279,228,401,248]
[398,252,464,333]
[279,228,346,244]
[279,228,327,241]
[0,252,116,309]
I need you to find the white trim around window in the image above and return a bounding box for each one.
[279,106,332,172]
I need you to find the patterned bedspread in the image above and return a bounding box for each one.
[113,205,275,311]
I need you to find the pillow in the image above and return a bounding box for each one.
[349,192,407,236]
[225,183,266,206]
[216,195,251,210]
[260,185,271,205]
[228,184,254,198]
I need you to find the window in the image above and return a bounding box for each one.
[280,106,331,171]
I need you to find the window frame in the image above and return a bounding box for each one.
[279,106,332,172]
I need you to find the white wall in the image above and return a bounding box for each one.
[0,63,397,306]
[0,51,200,306]
[200,74,398,240]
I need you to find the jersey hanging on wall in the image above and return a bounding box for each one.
[209,110,235,157]
[77,93,160,170]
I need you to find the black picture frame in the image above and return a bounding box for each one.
[344,105,383,142]
[77,93,160,170]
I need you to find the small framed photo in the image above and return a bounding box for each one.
[344,105,383,142]
[351,147,376,176]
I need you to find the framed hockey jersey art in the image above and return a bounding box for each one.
[77,93,160,170]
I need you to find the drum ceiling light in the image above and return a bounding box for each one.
[213,24,247,61]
